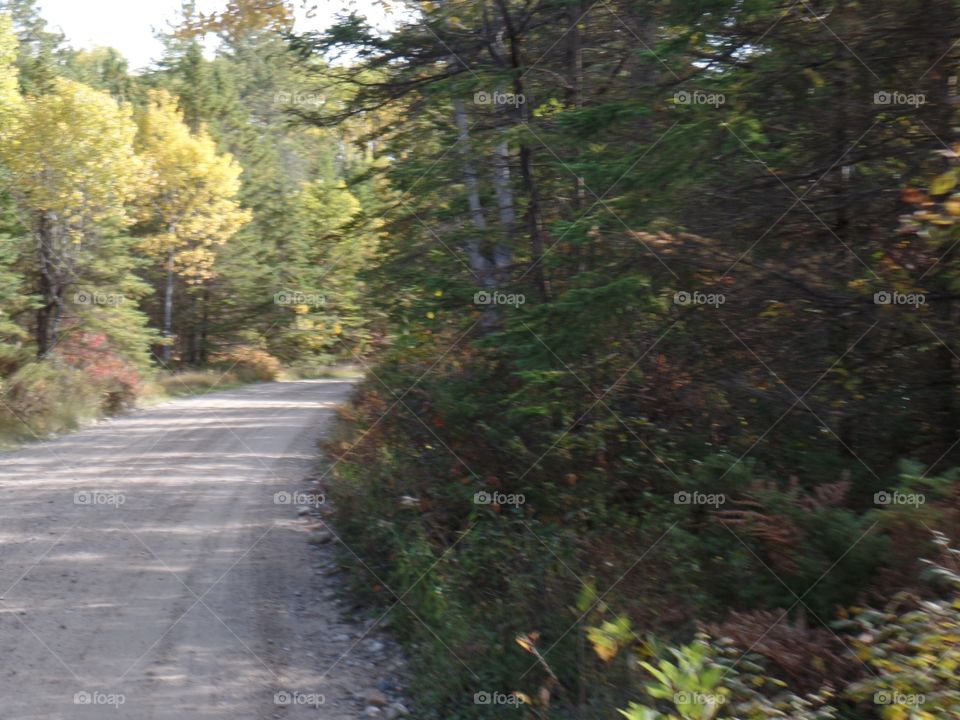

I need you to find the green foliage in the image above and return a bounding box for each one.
[612,537,960,720]
[841,533,960,719]
[269,177,379,361]
[631,639,730,720]
[0,233,30,372]
[619,636,840,720]
[305,0,960,716]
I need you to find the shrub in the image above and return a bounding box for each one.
[611,534,960,720]
[840,532,960,718]
[614,635,838,720]
[212,345,282,382]
[54,332,142,412]
[0,333,151,444]
[321,339,955,719]
[0,361,101,441]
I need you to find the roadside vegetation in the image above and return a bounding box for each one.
[299,1,960,718]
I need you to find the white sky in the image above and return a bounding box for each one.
[36,0,398,71]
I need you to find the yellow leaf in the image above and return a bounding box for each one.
[516,632,540,653]
[930,171,957,195]
[512,691,533,706]
[587,626,620,662]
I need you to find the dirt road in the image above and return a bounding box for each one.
[0,380,402,719]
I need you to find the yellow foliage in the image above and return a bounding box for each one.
[135,89,250,280]
[0,77,142,231]
[0,14,22,137]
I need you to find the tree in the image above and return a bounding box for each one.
[0,12,21,128]
[285,1,960,716]
[0,0,64,94]
[133,88,250,362]
[270,177,379,362]
[151,15,383,363]
[0,76,142,355]
[62,46,135,103]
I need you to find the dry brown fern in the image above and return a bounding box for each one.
[704,609,863,691]
[713,477,852,574]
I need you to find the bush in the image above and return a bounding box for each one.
[0,362,101,442]
[612,534,960,720]
[212,345,282,382]
[323,347,958,720]
[54,332,142,412]
[613,635,838,720]
[841,532,960,718]
[0,333,151,444]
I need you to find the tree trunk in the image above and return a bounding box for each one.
[162,247,175,364]
[519,142,549,301]
[35,211,59,356]
[490,137,515,283]
[453,99,494,287]
[566,0,586,274]
[498,8,550,301]
[199,286,210,364]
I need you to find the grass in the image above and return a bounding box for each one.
[281,362,366,380]
[0,368,243,449]
[0,363,365,450]
[147,369,244,398]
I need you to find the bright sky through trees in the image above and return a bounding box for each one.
[37,0,395,69]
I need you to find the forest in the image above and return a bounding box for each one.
[0,0,958,718]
